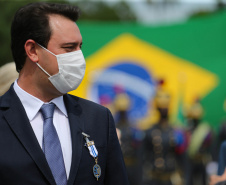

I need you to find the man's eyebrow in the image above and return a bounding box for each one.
[61,42,82,46]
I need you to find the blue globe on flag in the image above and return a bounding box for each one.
[88,61,156,124]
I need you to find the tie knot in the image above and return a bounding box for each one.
[40,103,55,120]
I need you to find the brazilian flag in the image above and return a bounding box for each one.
[70,11,226,131]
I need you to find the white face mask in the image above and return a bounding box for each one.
[36,43,86,94]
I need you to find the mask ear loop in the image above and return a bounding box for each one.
[36,63,51,77]
[35,42,55,77]
[36,43,57,56]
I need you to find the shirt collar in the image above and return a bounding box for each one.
[13,80,68,121]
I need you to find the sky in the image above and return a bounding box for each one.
[100,0,217,3]
[69,0,221,24]
[127,0,219,24]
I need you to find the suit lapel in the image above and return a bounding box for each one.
[1,87,56,185]
[64,95,84,185]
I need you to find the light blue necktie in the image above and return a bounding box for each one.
[40,103,67,185]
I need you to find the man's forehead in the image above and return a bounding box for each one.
[49,14,78,32]
[48,14,81,44]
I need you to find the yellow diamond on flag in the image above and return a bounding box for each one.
[70,33,218,126]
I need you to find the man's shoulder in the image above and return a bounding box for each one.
[0,86,15,108]
[65,94,107,111]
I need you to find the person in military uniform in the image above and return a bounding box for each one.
[184,99,213,185]
[114,92,143,185]
[143,85,186,185]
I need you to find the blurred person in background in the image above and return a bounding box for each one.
[207,96,226,181]
[218,97,226,144]
[0,62,18,96]
[184,99,213,185]
[210,103,226,185]
[142,80,186,185]
[114,91,143,185]
[209,153,226,185]
[215,97,226,161]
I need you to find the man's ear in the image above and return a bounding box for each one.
[24,39,38,63]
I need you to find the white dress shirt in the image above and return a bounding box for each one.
[13,80,72,178]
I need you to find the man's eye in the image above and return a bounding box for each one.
[63,47,74,51]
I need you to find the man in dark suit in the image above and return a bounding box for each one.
[0,2,129,185]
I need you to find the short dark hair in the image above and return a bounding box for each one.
[11,2,80,72]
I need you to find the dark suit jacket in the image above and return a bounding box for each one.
[218,141,226,176]
[216,181,226,185]
[0,85,129,185]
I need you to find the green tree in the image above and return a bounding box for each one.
[0,0,136,67]
[74,1,136,21]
